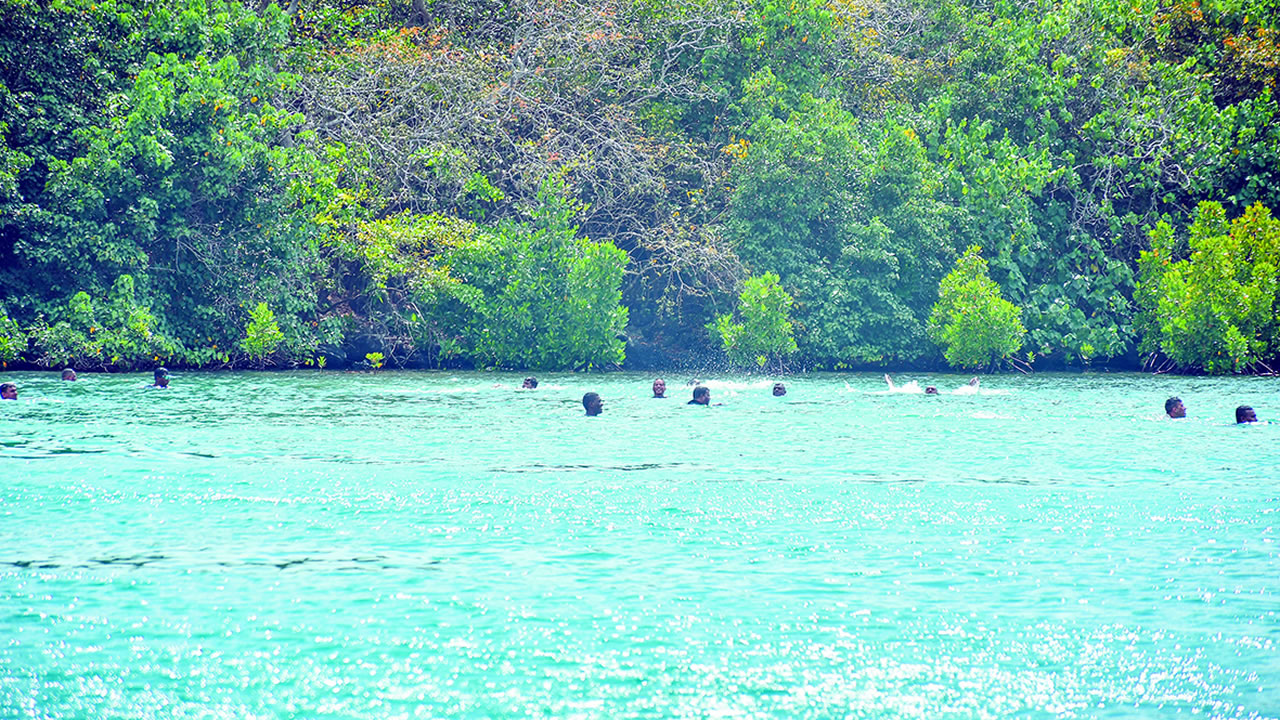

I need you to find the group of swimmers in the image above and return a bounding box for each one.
[0,367,168,399]
[570,374,977,416]
[568,374,981,416]
[0,368,1268,424]
[1163,396,1267,424]
[573,376,786,416]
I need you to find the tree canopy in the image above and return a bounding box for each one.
[2,0,1278,373]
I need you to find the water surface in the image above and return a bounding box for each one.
[2,371,1278,718]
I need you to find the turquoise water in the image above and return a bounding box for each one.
[2,370,1278,718]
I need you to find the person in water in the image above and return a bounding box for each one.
[689,386,710,405]
[652,378,666,398]
[0,382,16,400]
[1165,396,1186,419]
[884,375,973,394]
[61,368,77,381]
[1236,405,1258,424]
[772,382,786,397]
[150,367,170,389]
[522,377,538,389]
[582,392,603,416]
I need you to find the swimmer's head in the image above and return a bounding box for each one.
[1236,405,1257,424]
[1165,396,1185,418]
[153,367,170,388]
[690,386,710,405]
[772,382,786,396]
[522,377,538,389]
[924,386,939,395]
[582,392,603,416]
[0,382,15,400]
[61,368,77,381]
[652,378,666,397]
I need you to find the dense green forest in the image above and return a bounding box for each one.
[2,0,1278,373]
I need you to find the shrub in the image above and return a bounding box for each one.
[27,276,177,370]
[713,272,799,368]
[441,176,629,370]
[927,246,1026,369]
[1136,202,1280,373]
[240,302,285,367]
[0,314,26,363]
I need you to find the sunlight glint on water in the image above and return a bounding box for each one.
[2,370,1278,718]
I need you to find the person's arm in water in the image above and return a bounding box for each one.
[883,374,895,391]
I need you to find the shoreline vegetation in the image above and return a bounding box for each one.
[2,0,1279,375]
